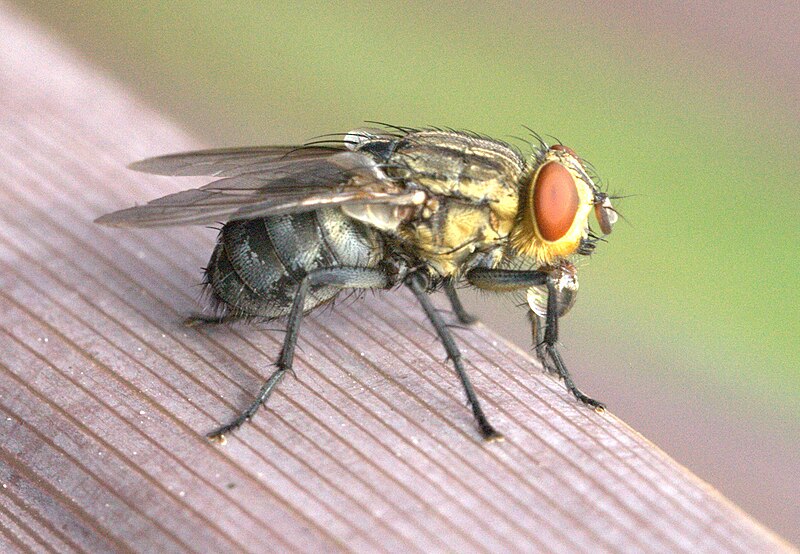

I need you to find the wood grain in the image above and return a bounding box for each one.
[0,6,793,553]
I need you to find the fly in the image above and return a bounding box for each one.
[96,126,620,443]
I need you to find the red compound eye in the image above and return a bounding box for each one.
[533,162,579,241]
[594,197,617,235]
[551,144,579,159]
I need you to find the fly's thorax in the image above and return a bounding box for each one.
[395,198,509,276]
[388,130,522,222]
[510,146,605,265]
[375,131,524,276]
[342,185,515,277]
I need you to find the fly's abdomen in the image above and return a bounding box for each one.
[205,208,383,318]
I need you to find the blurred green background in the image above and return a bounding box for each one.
[14,1,798,543]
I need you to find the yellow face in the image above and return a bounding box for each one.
[510,145,614,265]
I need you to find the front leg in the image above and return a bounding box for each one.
[529,310,556,374]
[540,277,604,409]
[465,267,604,409]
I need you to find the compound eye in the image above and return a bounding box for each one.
[533,162,579,241]
[594,197,618,234]
[550,144,578,158]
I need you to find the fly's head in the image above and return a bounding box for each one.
[510,143,617,266]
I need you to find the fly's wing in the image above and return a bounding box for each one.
[126,145,338,177]
[96,147,418,228]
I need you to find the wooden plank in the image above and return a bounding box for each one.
[0,7,793,553]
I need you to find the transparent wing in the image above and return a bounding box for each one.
[127,145,340,177]
[96,148,416,228]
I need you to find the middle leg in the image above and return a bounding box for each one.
[407,272,503,442]
[444,278,477,325]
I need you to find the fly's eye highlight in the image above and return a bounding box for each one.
[533,162,579,241]
[594,197,617,235]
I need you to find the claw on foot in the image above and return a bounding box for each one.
[478,421,505,443]
[207,432,228,446]
[483,431,505,443]
[575,392,606,412]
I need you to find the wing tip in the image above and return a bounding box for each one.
[95,207,163,228]
[127,158,163,174]
[94,212,130,227]
[94,206,215,228]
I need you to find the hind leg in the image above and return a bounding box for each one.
[207,266,389,443]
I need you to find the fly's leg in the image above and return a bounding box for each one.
[444,278,477,324]
[407,272,503,442]
[529,311,556,374]
[465,268,604,409]
[466,268,548,290]
[207,266,389,443]
[467,268,553,371]
[541,277,605,410]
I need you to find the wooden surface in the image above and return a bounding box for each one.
[0,7,793,554]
